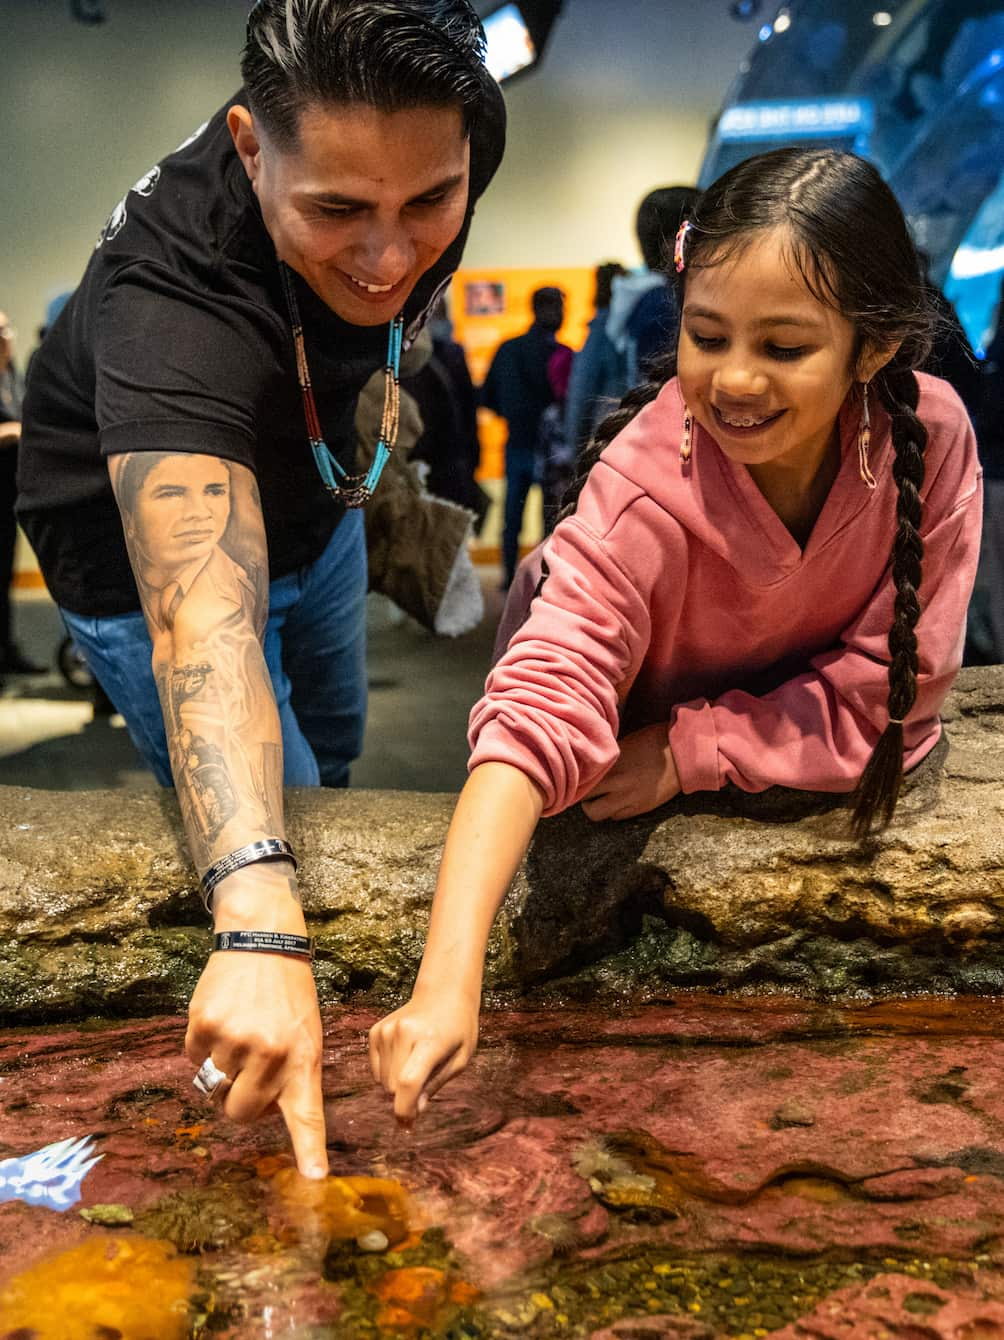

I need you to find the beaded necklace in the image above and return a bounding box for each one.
[279,261,404,508]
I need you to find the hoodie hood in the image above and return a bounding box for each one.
[605,270,667,351]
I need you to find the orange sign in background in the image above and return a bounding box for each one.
[450,266,594,480]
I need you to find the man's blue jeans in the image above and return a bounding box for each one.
[61,511,368,788]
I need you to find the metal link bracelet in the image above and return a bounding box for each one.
[200,838,297,914]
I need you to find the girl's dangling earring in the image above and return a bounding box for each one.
[680,405,693,465]
[858,381,876,490]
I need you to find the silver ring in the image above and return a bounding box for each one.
[193,1056,229,1100]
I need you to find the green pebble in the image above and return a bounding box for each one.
[79,1203,134,1226]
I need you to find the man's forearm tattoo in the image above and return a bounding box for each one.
[110,452,287,877]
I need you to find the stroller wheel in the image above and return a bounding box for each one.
[57,635,96,689]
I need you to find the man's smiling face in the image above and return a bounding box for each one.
[229,100,471,326]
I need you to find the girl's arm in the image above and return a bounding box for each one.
[369,761,544,1122]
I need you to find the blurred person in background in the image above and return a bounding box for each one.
[0,310,46,678]
[480,285,569,589]
[405,296,489,530]
[564,260,627,456]
[605,186,699,395]
[540,341,574,533]
[973,277,1004,661]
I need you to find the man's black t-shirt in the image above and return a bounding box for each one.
[17,89,504,616]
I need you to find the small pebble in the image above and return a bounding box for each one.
[79,1203,134,1226]
[356,1229,389,1253]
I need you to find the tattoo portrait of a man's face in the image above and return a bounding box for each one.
[126,454,231,579]
[111,452,268,636]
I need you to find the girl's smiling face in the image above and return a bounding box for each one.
[677,227,863,482]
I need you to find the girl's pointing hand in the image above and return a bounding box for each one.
[369,983,480,1123]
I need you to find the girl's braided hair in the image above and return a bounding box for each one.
[547,147,938,837]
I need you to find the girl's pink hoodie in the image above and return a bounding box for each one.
[469,374,982,816]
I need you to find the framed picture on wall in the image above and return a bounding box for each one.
[464,281,505,316]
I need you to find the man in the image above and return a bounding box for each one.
[17,0,504,1177]
[480,286,568,589]
[0,312,46,679]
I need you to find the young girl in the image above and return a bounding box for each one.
[369,148,982,1121]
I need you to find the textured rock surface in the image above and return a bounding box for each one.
[766,1272,1004,1339]
[2,1000,1004,1338]
[1,668,1003,1021]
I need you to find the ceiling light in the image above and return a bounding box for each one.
[872,11,893,26]
[774,11,791,33]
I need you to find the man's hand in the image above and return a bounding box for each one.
[186,945,328,1178]
[0,421,21,445]
[369,983,480,1124]
[582,722,681,821]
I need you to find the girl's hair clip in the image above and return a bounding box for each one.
[674,219,693,274]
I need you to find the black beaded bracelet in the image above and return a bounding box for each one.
[213,930,316,961]
[200,838,297,914]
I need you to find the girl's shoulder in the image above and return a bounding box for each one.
[915,371,975,444]
[912,371,980,518]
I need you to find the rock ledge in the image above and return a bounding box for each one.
[1,667,1002,1021]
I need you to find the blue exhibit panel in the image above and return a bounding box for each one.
[716,97,875,142]
[701,98,874,187]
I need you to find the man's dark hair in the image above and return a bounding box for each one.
[243,0,490,150]
[635,185,700,272]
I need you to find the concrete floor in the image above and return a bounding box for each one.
[0,577,506,794]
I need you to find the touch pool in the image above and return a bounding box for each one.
[2,995,1004,1340]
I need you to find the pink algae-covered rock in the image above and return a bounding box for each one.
[858,1167,970,1201]
[589,1315,718,1339]
[483,1029,1004,1263]
[4,1001,1004,1331]
[766,1272,1004,1339]
[416,1120,610,1288]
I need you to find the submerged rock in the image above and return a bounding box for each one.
[589,1318,717,1339]
[132,1182,263,1253]
[79,1202,134,1227]
[767,1270,1004,1338]
[2,1003,1004,1334]
[0,667,1003,1019]
[270,1169,412,1252]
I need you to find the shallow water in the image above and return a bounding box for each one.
[2,996,1004,1339]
